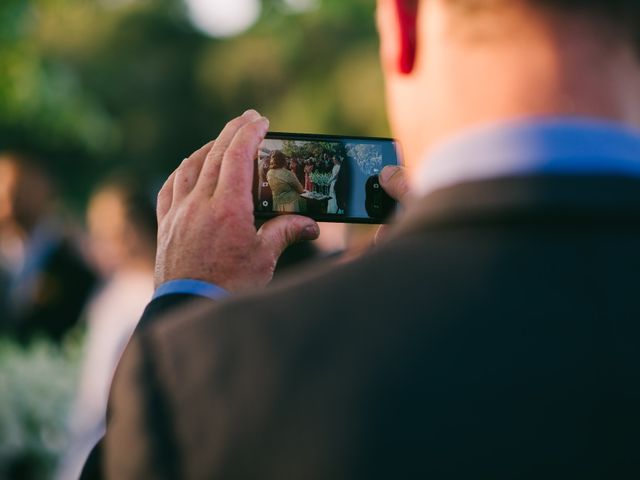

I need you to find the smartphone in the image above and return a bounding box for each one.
[254,132,401,224]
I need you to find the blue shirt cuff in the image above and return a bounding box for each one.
[152,279,230,302]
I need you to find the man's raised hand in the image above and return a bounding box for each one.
[154,110,320,292]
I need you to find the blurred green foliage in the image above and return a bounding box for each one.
[0,334,84,479]
[281,139,346,163]
[0,0,388,209]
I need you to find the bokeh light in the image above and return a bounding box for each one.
[184,0,262,38]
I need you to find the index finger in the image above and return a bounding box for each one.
[213,116,270,212]
[195,110,263,197]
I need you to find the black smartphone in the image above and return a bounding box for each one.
[254,132,401,224]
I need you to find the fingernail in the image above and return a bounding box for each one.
[243,109,261,120]
[380,165,399,183]
[302,224,319,240]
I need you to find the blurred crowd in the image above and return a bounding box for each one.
[0,151,157,478]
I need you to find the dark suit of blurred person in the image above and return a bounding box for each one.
[0,153,97,343]
[88,0,640,478]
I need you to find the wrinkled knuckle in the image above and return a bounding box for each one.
[176,166,195,186]
[176,158,192,175]
[158,182,172,198]
[211,209,225,224]
[211,207,234,224]
[286,224,300,245]
[225,116,245,131]
[239,119,263,136]
[178,199,199,220]
[205,145,222,164]
[157,191,167,207]
[156,202,167,218]
[178,156,191,169]
[173,170,186,186]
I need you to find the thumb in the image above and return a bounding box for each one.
[379,165,411,203]
[257,215,320,258]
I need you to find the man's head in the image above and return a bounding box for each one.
[377,0,640,173]
[87,178,157,276]
[0,153,55,234]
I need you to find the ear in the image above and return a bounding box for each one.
[377,0,420,75]
[396,0,419,73]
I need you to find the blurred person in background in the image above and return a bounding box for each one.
[0,262,8,322]
[87,0,640,478]
[0,160,19,322]
[0,152,96,344]
[57,177,156,480]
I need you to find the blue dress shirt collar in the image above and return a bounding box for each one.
[413,117,640,198]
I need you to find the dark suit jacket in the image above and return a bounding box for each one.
[7,237,97,344]
[89,175,640,479]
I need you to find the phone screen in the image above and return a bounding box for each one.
[254,132,400,223]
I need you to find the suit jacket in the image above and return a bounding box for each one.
[8,237,97,344]
[90,174,640,479]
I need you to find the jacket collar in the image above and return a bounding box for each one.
[389,174,640,241]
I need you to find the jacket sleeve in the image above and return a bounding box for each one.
[80,293,216,479]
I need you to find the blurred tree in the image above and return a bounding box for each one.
[0,0,388,208]
[281,139,345,161]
